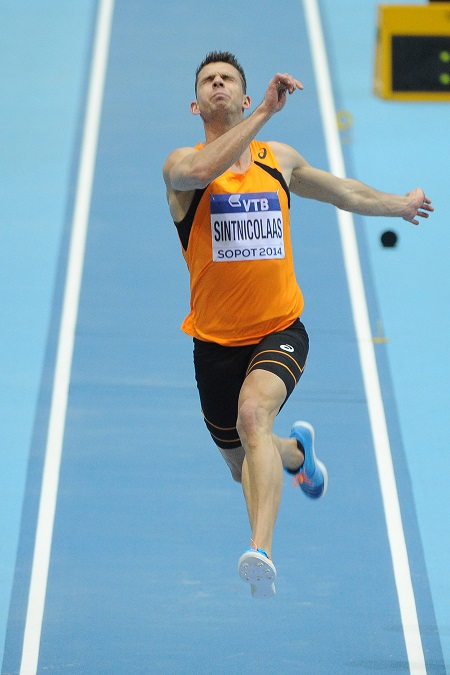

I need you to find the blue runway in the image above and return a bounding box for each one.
[1,1,448,673]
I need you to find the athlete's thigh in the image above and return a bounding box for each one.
[245,319,309,410]
[193,338,252,449]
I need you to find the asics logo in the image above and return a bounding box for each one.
[280,344,294,353]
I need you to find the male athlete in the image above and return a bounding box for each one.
[163,52,433,598]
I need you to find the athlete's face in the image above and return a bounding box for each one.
[192,62,251,121]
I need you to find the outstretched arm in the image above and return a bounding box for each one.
[278,146,434,225]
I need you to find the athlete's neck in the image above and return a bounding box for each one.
[230,148,252,173]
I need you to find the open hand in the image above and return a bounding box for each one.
[402,188,434,225]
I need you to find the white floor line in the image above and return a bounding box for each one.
[302,1,426,673]
[19,2,115,673]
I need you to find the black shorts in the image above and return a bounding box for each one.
[193,319,309,449]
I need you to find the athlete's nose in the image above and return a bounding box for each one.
[212,75,224,87]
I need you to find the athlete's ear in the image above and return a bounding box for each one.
[242,95,251,111]
[191,100,201,116]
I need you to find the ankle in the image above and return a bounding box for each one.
[283,439,304,474]
[251,539,272,560]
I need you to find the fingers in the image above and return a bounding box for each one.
[409,206,432,225]
[263,72,304,113]
[416,195,434,220]
[422,195,434,212]
[408,189,434,211]
[409,207,431,225]
[416,212,428,222]
[275,73,304,95]
[404,189,434,225]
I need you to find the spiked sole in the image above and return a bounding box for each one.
[238,550,276,599]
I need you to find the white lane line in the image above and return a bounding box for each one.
[19,2,115,673]
[302,1,426,673]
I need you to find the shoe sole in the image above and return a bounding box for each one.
[238,551,276,599]
[291,420,328,498]
[303,457,328,498]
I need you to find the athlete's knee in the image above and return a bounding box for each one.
[237,371,284,448]
[236,397,270,447]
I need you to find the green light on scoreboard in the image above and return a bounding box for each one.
[439,50,450,86]
[392,35,450,92]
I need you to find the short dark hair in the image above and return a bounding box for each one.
[195,51,247,95]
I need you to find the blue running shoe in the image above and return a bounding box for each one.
[238,547,276,598]
[288,421,328,499]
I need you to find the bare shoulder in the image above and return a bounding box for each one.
[266,141,308,186]
[267,141,307,169]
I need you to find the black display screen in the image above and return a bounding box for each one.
[392,35,450,91]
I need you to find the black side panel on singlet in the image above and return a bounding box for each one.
[174,187,207,251]
[254,161,291,208]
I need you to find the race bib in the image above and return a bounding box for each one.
[210,192,285,261]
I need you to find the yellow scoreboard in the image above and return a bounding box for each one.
[374,3,450,100]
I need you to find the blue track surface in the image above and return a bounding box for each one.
[1,1,448,672]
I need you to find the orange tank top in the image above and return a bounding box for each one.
[174,140,304,346]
